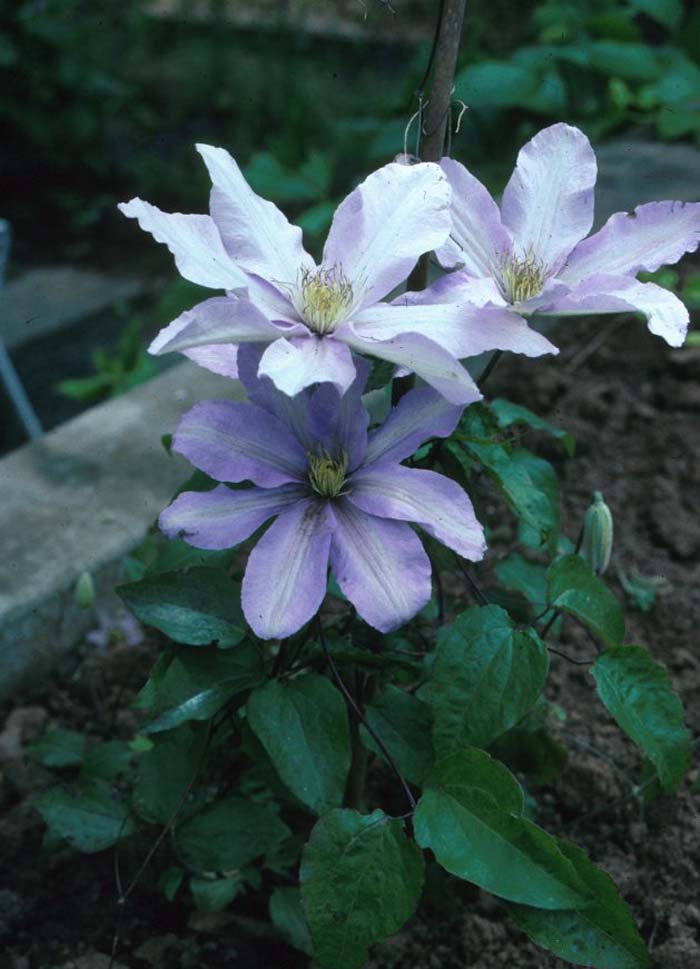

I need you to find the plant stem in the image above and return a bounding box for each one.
[392,0,467,406]
[420,0,468,164]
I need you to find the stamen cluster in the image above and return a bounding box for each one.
[307,449,349,498]
[500,252,545,304]
[298,265,354,335]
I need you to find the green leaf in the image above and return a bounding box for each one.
[132,723,208,824]
[36,780,136,853]
[512,450,560,553]
[591,646,690,791]
[491,398,575,457]
[146,538,236,576]
[190,874,244,913]
[140,642,264,733]
[176,795,290,872]
[509,839,649,968]
[28,729,86,767]
[247,674,351,815]
[455,407,557,546]
[583,41,661,80]
[158,865,184,902]
[629,0,681,29]
[361,685,434,785]
[495,553,548,608]
[119,568,246,647]
[455,61,536,107]
[547,555,625,648]
[430,605,549,753]
[300,809,424,969]
[413,750,590,909]
[80,741,134,781]
[270,886,313,956]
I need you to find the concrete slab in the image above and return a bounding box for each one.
[0,360,244,699]
[1,266,145,348]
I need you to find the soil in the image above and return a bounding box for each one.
[1,304,699,968]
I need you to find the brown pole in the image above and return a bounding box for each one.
[419,0,468,164]
[391,0,467,404]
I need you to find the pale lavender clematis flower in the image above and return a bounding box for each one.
[119,148,494,404]
[437,122,700,348]
[159,349,486,639]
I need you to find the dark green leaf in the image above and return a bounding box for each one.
[146,538,236,576]
[430,605,549,753]
[80,741,134,781]
[547,555,625,648]
[300,809,424,969]
[119,568,246,647]
[495,553,548,608]
[509,839,648,968]
[140,642,264,733]
[190,874,244,913]
[28,729,86,767]
[270,886,313,956]
[361,685,434,785]
[491,399,575,456]
[36,780,135,853]
[247,675,351,815]
[512,450,560,553]
[176,795,290,872]
[629,0,681,28]
[591,646,690,791]
[158,865,184,902]
[414,750,590,909]
[132,723,208,824]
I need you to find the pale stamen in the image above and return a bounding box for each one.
[500,252,545,304]
[297,265,354,336]
[307,449,349,498]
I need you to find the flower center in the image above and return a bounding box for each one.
[500,253,545,304]
[307,449,349,498]
[298,265,354,335]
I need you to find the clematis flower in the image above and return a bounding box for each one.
[436,122,700,348]
[159,349,486,639]
[119,147,555,404]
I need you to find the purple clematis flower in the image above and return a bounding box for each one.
[436,122,700,348]
[119,147,555,404]
[159,349,486,639]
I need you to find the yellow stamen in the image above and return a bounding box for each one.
[298,265,354,335]
[308,449,349,498]
[500,252,545,304]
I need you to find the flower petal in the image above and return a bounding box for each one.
[118,198,247,290]
[560,200,700,286]
[544,273,689,347]
[322,161,451,308]
[236,344,315,449]
[437,157,513,276]
[196,143,313,284]
[363,386,463,467]
[307,358,370,470]
[415,271,508,308]
[160,482,306,549]
[329,499,432,633]
[500,123,597,274]
[355,291,557,359]
[173,400,307,486]
[182,344,240,378]
[349,465,486,561]
[339,326,481,406]
[242,500,333,639]
[257,335,357,397]
[149,296,291,357]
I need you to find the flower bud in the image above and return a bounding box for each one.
[580,491,613,575]
[74,570,95,609]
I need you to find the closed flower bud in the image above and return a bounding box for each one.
[581,491,613,575]
[74,570,95,609]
